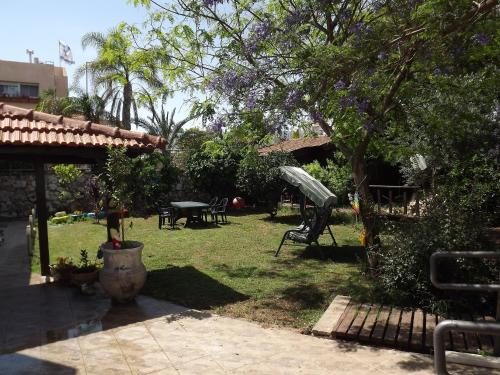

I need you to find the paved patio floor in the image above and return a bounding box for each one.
[0,220,497,374]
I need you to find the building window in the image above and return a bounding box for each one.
[0,82,39,98]
[20,84,39,97]
[0,83,20,97]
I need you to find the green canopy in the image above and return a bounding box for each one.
[279,166,337,208]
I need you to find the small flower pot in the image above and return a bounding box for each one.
[71,269,99,286]
[99,241,147,303]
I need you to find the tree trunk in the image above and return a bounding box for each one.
[351,155,379,270]
[122,81,132,130]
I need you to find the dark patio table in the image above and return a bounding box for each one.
[170,201,210,227]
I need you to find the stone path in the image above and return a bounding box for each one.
[2,294,499,375]
[0,221,497,374]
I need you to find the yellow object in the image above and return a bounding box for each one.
[359,229,366,246]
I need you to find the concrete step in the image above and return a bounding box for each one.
[312,295,350,337]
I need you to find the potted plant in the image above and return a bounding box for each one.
[98,147,147,303]
[71,249,99,285]
[50,257,77,284]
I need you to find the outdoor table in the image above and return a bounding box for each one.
[170,201,210,227]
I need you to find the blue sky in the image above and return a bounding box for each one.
[2,0,197,127]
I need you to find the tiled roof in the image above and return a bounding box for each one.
[259,135,331,155]
[0,103,165,150]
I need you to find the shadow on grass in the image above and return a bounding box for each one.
[280,283,326,309]
[142,265,248,310]
[261,214,302,225]
[293,245,366,263]
[213,264,280,279]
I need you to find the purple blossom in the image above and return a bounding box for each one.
[363,122,375,133]
[285,11,304,27]
[358,98,369,113]
[367,67,375,76]
[370,0,386,12]
[251,21,272,41]
[334,80,346,90]
[340,94,357,109]
[211,117,226,132]
[472,33,491,46]
[377,51,388,61]
[338,9,352,21]
[311,111,324,123]
[284,89,302,110]
[208,69,256,94]
[202,0,225,6]
[433,67,442,76]
[451,46,465,58]
[349,22,368,36]
[245,96,257,110]
[246,21,273,54]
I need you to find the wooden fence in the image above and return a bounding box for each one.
[369,185,421,216]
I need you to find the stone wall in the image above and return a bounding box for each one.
[0,167,208,218]
[166,175,210,203]
[0,165,92,219]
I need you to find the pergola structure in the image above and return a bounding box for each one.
[0,103,165,275]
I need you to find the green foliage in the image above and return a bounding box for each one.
[303,154,352,206]
[129,151,179,214]
[379,186,498,315]
[74,249,98,273]
[377,65,499,313]
[103,146,134,211]
[52,164,84,205]
[136,94,200,151]
[185,141,241,197]
[236,151,297,211]
[102,147,178,214]
[36,89,75,116]
[131,0,498,250]
[177,128,216,154]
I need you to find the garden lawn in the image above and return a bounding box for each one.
[34,209,374,329]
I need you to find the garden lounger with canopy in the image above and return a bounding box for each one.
[275,166,338,257]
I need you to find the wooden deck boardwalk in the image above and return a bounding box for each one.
[314,297,496,355]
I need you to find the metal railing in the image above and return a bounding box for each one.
[430,251,500,375]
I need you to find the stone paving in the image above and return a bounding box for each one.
[0,220,498,374]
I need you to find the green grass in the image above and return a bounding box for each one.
[34,209,375,329]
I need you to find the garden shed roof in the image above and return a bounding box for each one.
[258,135,331,155]
[0,103,165,150]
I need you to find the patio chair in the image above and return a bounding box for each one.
[211,197,229,224]
[275,205,337,257]
[158,206,175,229]
[203,196,218,222]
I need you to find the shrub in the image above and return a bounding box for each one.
[52,164,85,211]
[378,185,498,315]
[129,151,178,214]
[236,150,297,213]
[185,141,241,197]
[302,153,352,205]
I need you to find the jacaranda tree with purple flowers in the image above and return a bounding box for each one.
[131,0,498,267]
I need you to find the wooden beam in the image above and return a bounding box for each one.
[35,161,50,276]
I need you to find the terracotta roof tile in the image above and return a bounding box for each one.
[0,103,165,150]
[259,135,331,155]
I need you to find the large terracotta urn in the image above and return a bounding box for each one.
[99,241,147,303]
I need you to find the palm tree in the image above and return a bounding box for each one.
[136,94,201,150]
[75,28,158,130]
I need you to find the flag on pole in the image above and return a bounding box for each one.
[58,41,75,64]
